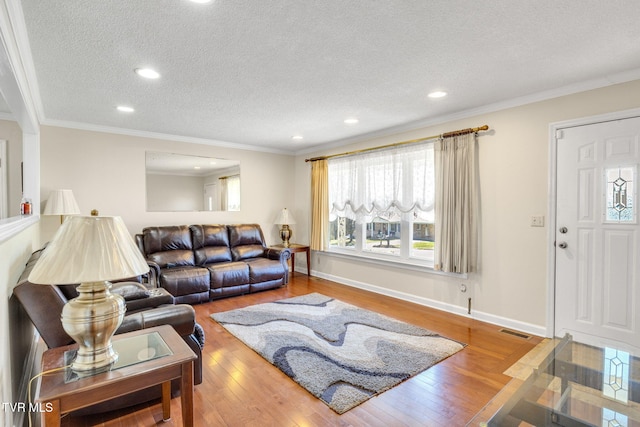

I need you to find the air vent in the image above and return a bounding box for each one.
[499,328,531,340]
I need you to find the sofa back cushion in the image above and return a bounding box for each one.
[190,224,232,265]
[141,226,195,268]
[228,224,266,261]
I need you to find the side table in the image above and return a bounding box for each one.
[272,243,310,276]
[35,325,196,427]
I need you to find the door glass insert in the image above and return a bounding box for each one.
[603,346,630,404]
[606,167,635,222]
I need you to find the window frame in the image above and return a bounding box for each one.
[326,141,436,270]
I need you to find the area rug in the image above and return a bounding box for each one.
[211,293,465,414]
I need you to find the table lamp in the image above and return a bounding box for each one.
[43,189,81,223]
[275,208,296,247]
[27,215,149,372]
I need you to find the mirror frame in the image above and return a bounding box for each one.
[0,10,41,243]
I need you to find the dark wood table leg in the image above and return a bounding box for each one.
[181,361,194,427]
[305,248,310,276]
[291,252,296,276]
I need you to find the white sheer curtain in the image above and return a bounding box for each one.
[434,132,478,273]
[219,175,240,211]
[226,175,240,211]
[328,142,435,222]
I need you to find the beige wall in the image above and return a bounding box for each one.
[293,79,640,335]
[39,126,296,245]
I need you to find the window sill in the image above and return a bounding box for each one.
[321,248,467,279]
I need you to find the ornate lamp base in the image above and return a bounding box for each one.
[280,224,292,248]
[61,281,126,372]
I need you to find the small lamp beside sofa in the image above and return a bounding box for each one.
[13,245,205,415]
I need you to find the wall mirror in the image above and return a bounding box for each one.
[0,116,23,220]
[145,151,240,212]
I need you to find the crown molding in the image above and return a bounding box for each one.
[0,0,40,133]
[41,118,294,156]
[294,68,640,157]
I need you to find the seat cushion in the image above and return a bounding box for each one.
[227,224,267,261]
[142,225,195,268]
[190,224,232,265]
[159,267,210,297]
[245,258,286,284]
[207,262,250,289]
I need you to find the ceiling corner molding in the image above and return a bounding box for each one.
[294,67,640,157]
[0,0,41,132]
[41,118,294,156]
[0,111,14,121]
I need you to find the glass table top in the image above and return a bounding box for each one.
[63,331,173,382]
[470,334,640,426]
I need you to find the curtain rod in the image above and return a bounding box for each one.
[218,174,240,180]
[304,125,489,163]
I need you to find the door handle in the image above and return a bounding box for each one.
[558,241,568,249]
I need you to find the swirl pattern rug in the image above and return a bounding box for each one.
[211,293,465,414]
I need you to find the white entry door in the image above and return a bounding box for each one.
[555,116,640,355]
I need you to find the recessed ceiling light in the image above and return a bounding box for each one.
[134,68,160,79]
[428,91,447,99]
[194,166,201,170]
[116,105,135,113]
[292,135,304,141]
[344,118,359,124]
[189,0,212,3]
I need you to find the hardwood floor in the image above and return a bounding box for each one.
[60,274,543,426]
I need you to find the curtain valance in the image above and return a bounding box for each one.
[328,142,435,222]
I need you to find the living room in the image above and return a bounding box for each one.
[2,1,640,426]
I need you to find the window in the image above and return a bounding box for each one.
[327,142,435,267]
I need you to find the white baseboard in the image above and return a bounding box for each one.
[308,268,548,339]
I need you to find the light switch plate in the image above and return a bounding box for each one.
[531,216,545,227]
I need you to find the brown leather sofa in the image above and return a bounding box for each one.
[13,247,205,414]
[136,224,291,304]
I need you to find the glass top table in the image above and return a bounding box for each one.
[63,330,173,382]
[36,325,196,427]
[468,334,640,426]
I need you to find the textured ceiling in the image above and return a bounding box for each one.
[17,0,640,153]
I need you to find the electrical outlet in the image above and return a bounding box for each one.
[531,216,545,227]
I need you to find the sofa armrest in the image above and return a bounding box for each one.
[117,304,196,338]
[264,247,291,263]
[111,282,175,312]
[145,260,161,287]
[264,247,291,284]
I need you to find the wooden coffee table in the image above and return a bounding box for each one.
[35,325,196,427]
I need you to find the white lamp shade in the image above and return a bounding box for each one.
[28,215,149,284]
[275,208,296,225]
[43,189,81,215]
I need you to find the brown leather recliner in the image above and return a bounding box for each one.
[13,247,205,414]
[136,224,291,304]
